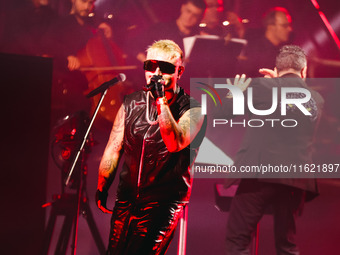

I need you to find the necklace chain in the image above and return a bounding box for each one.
[146,91,158,125]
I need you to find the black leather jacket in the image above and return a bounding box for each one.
[116,87,206,204]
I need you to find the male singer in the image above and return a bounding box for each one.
[96,39,206,254]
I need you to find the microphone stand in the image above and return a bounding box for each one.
[65,89,107,186]
[63,87,109,255]
[42,88,110,255]
[43,74,125,254]
[65,73,125,186]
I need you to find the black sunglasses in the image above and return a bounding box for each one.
[143,60,177,74]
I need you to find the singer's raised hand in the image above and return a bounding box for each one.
[151,75,165,99]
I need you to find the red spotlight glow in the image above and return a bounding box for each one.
[318,11,340,50]
[310,0,320,10]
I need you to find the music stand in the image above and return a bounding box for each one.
[183,35,247,78]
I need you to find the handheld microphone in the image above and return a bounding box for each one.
[86,73,126,98]
[143,75,164,92]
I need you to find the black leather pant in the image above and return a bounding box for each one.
[225,180,305,255]
[107,200,185,255]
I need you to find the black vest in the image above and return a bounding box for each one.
[117,87,206,203]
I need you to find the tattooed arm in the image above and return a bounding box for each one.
[96,104,125,213]
[157,98,204,153]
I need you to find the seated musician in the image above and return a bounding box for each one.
[41,0,126,120]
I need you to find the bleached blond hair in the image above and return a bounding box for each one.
[146,40,184,64]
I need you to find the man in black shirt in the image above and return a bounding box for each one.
[240,7,293,77]
[133,0,206,63]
